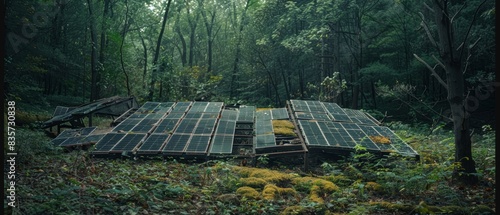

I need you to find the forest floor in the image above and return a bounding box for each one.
[4,101,496,215]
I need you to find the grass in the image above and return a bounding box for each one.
[5,121,496,214]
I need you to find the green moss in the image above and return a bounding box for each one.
[236,186,260,199]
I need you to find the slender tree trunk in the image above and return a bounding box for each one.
[229,0,251,99]
[87,0,99,101]
[148,0,173,101]
[98,0,110,97]
[138,30,148,90]
[120,0,131,96]
[432,0,478,185]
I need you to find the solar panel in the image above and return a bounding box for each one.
[215,120,236,135]
[185,135,211,153]
[209,135,234,154]
[201,112,219,119]
[341,123,379,150]
[137,102,160,112]
[93,133,126,153]
[322,102,351,122]
[371,126,418,156]
[305,100,325,112]
[255,134,276,148]
[295,112,330,121]
[256,110,272,120]
[298,120,329,146]
[53,106,69,117]
[112,118,142,132]
[189,102,209,112]
[221,109,238,121]
[59,136,86,146]
[144,113,166,119]
[255,119,273,135]
[205,102,223,112]
[194,118,217,135]
[238,106,255,122]
[343,109,378,125]
[174,119,198,134]
[271,108,289,120]
[110,133,147,153]
[52,127,98,145]
[171,102,192,112]
[128,113,148,119]
[328,122,357,148]
[162,134,191,152]
[164,112,185,119]
[290,100,308,112]
[359,125,397,152]
[138,134,169,152]
[153,118,181,134]
[154,102,175,113]
[130,118,161,133]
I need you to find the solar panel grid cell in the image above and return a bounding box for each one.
[270,108,289,120]
[359,125,397,152]
[93,133,126,153]
[210,134,234,154]
[185,135,211,153]
[130,118,161,133]
[171,102,192,112]
[255,134,276,148]
[110,133,147,152]
[138,134,169,152]
[162,134,191,152]
[174,118,198,134]
[194,118,217,135]
[341,123,380,150]
[205,102,223,112]
[372,126,417,155]
[153,118,181,134]
[221,110,238,121]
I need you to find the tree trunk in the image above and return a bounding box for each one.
[120,0,131,96]
[229,0,250,99]
[148,0,173,101]
[87,0,99,101]
[138,30,148,90]
[432,0,477,185]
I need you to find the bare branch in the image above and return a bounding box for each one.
[432,55,446,69]
[458,0,487,62]
[423,2,435,13]
[419,12,438,48]
[450,3,466,23]
[414,54,448,90]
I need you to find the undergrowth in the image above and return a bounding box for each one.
[4,121,496,214]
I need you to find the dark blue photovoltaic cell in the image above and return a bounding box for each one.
[328,122,357,147]
[171,102,192,112]
[174,119,198,134]
[138,134,169,152]
[210,135,234,154]
[343,109,377,125]
[194,118,217,135]
[112,118,142,132]
[185,135,211,153]
[162,134,191,152]
[271,108,289,119]
[93,133,126,153]
[317,122,351,148]
[130,118,161,133]
[153,118,181,134]
[110,133,147,152]
[255,134,275,148]
[298,120,329,146]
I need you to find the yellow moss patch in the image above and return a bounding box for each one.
[365,182,382,191]
[272,120,297,137]
[280,205,305,215]
[262,184,298,200]
[240,177,267,188]
[369,135,391,144]
[233,167,295,184]
[236,186,260,199]
[293,177,339,204]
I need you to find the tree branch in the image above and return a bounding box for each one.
[419,12,438,49]
[414,54,448,90]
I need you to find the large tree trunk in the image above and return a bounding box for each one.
[148,0,173,101]
[432,0,477,185]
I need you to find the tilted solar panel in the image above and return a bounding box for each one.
[194,118,217,135]
[255,134,276,148]
[130,118,161,133]
[171,102,192,112]
[154,102,175,113]
[359,125,396,152]
[174,118,198,134]
[256,110,272,121]
[112,118,142,132]
[185,135,211,153]
[221,109,238,121]
[164,112,185,119]
[53,106,69,117]
[372,126,418,156]
[341,123,379,150]
[298,120,329,146]
[215,120,236,135]
[305,100,325,113]
[322,102,351,122]
[93,133,126,153]
[205,102,223,112]
[255,119,273,135]
[271,108,289,120]
[189,102,209,112]
[153,118,181,134]
[209,135,234,154]
[110,133,147,153]
[138,134,169,152]
[238,106,255,122]
[162,134,191,152]
[290,100,308,112]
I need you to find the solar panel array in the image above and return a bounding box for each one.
[49,100,417,158]
[290,100,418,157]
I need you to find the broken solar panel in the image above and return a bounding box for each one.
[110,133,147,153]
[185,135,211,153]
[359,125,397,152]
[162,134,191,152]
[92,133,126,154]
[137,134,169,153]
[271,108,289,119]
[53,106,69,117]
[58,134,105,147]
[371,126,418,156]
[51,127,97,145]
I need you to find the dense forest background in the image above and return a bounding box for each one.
[5,0,495,128]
